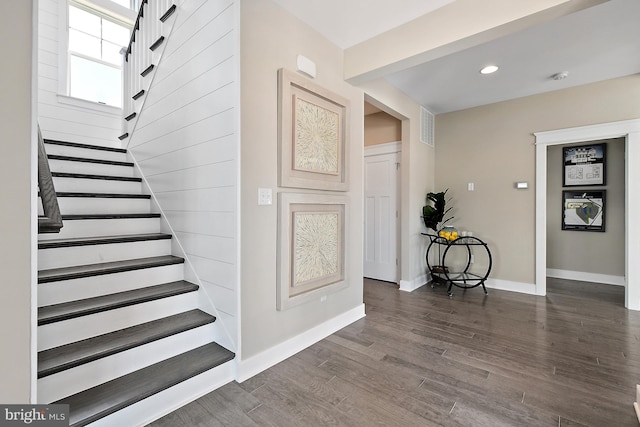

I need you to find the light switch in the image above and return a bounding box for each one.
[467,182,475,191]
[258,188,272,205]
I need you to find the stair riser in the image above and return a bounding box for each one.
[45,144,128,163]
[38,323,217,403]
[38,239,172,270]
[52,177,142,194]
[40,197,150,215]
[89,361,234,427]
[38,217,161,241]
[38,264,184,307]
[38,292,198,351]
[49,159,134,177]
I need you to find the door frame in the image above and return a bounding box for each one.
[534,119,640,309]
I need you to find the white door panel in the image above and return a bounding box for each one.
[364,151,399,282]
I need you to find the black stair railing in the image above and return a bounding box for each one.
[38,126,63,233]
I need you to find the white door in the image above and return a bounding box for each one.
[364,149,399,282]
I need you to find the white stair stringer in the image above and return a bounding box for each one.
[38,322,217,403]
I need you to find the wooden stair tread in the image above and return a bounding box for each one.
[61,213,161,220]
[38,255,184,284]
[38,280,197,325]
[55,342,235,427]
[38,309,215,378]
[54,192,150,199]
[52,172,142,182]
[48,154,133,167]
[44,139,127,154]
[39,233,171,249]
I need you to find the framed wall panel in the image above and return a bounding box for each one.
[277,192,349,310]
[278,68,350,191]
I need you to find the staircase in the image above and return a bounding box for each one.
[37,139,234,427]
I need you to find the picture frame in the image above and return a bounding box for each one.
[277,192,349,310]
[562,190,606,232]
[563,143,606,187]
[278,68,350,191]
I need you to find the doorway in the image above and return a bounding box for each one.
[534,119,640,310]
[363,101,401,283]
[545,139,625,291]
[364,144,400,282]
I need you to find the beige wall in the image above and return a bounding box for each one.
[364,111,401,146]
[240,0,364,359]
[359,79,435,284]
[547,139,625,276]
[435,74,640,286]
[0,1,34,403]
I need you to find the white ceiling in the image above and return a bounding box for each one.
[272,0,640,114]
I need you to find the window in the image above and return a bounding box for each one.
[67,3,131,107]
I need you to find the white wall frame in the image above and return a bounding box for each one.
[535,119,640,310]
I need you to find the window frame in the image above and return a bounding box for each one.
[57,0,135,109]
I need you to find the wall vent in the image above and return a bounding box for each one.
[420,106,434,147]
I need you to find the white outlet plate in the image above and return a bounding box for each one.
[258,188,272,205]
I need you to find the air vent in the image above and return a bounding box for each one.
[420,106,434,147]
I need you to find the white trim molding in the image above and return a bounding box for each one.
[534,119,640,309]
[236,304,365,383]
[485,278,537,295]
[547,269,625,287]
[399,274,428,292]
[364,141,401,157]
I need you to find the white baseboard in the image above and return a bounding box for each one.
[546,268,625,286]
[236,304,365,383]
[485,278,538,295]
[399,274,428,292]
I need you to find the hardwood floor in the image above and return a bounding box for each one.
[148,278,640,426]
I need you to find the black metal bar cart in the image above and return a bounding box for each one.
[423,233,492,297]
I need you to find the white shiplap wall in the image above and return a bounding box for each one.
[127,0,238,348]
[38,0,121,146]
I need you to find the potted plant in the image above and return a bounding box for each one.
[422,190,453,233]
[422,190,454,277]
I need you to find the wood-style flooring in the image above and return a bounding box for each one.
[148,278,640,426]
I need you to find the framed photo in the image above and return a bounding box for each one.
[277,192,349,310]
[278,68,350,191]
[563,143,606,186]
[562,190,605,232]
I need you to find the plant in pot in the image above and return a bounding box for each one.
[422,190,454,276]
[422,190,453,233]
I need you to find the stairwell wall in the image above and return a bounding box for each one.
[127,0,239,349]
[37,0,122,146]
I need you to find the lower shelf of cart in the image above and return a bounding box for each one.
[432,271,486,285]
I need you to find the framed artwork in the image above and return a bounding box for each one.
[277,192,349,310]
[563,143,606,186]
[562,190,606,232]
[278,68,350,191]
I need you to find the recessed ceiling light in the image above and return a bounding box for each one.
[480,65,499,75]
